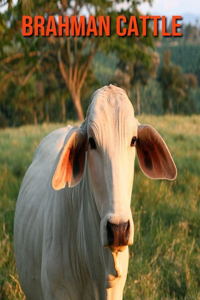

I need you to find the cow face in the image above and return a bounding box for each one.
[52,85,177,253]
[86,86,136,252]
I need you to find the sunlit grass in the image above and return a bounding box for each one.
[125,115,200,299]
[0,116,200,299]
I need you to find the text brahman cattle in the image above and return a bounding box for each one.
[14,85,177,300]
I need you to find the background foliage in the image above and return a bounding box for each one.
[0,0,200,128]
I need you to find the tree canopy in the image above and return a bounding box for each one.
[0,0,155,123]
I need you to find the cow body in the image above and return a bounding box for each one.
[14,85,177,300]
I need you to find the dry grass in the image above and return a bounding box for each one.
[0,116,200,299]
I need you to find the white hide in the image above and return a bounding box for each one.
[14,85,177,300]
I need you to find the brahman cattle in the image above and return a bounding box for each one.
[14,85,177,300]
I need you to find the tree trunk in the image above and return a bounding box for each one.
[163,91,169,114]
[33,109,38,126]
[40,105,44,121]
[62,94,66,122]
[58,52,85,122]
[136,82,140,115]
[72,91,84,122]
[46,100,50,123]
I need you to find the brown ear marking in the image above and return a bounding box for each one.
[143,150,153,170]
[70,135,86,185]
[73,151,81,178]
[52,130,87,190]
[136,125,177,180]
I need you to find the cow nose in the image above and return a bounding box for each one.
[107,221,130,252]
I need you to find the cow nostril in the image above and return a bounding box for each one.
[107,221,130,247]
[107,221,114,246]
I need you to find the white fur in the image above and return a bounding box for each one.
[14,85,176,300]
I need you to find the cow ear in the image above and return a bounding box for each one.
[52,129,87,190]
[136,125,177,180]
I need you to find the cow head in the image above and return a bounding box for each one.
[52,85,177,253]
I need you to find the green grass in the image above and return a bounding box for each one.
[0,116,200,299]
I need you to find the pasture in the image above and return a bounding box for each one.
[0,115,199,299]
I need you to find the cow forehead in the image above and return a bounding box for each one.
[87,85,135,128]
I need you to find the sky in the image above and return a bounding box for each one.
[138,0,200,16]
[1,0,200,16]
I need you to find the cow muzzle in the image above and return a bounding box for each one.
[101,213,134,252]
[107,220,130,253]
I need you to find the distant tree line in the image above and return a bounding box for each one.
[161,20,200,46]
[158,50,199,114]
[0,0,199,128]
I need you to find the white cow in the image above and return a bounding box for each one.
[14,85,177,300]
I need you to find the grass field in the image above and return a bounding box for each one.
[0,115,200,299]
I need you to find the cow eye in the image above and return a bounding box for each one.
[89,137,97,150]
[131,136,137,147]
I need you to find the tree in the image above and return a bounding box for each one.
[184,24,199,44]
[109,6,159,115]
[158,50,186,114]
[184,73,198,91]
[114,50,160,115]
[1,0,155,122]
